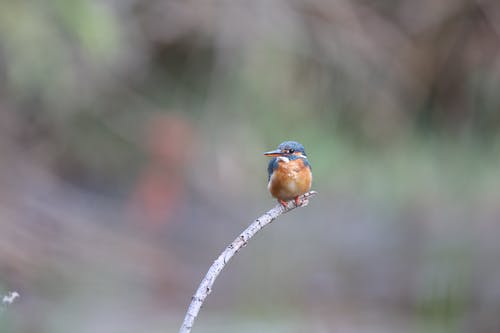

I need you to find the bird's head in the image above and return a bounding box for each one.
[264,141,307,159]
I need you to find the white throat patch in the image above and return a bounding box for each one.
[277,156,290,163]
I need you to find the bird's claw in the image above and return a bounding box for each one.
[278,199,288,208]
[278,196,303,208]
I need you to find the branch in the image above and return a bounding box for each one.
[178,190,317,333]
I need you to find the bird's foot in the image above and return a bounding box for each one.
[278,194,311,208]
[278,199,288,208]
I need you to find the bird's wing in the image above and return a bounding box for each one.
[267,158,279,181]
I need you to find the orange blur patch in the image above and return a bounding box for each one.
[130,114,197,227]
[268,158,312,201]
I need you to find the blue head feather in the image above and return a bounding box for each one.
[277,141,306,155]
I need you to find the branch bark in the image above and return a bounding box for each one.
[179,190,317,333]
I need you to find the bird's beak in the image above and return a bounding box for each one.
[264,149,283,157]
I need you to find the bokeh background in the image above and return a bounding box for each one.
[1,1,500,332]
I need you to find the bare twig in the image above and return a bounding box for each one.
[179,190,317,333]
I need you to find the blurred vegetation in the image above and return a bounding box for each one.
[1,1,500,332]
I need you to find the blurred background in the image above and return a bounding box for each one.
[1,0,500,332]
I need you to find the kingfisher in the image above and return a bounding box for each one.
[264,141,312,207]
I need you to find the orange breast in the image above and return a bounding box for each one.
[268,158,312,201]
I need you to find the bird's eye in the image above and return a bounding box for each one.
[288,149,295,154]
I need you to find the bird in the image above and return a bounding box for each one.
[264,141,312,207]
